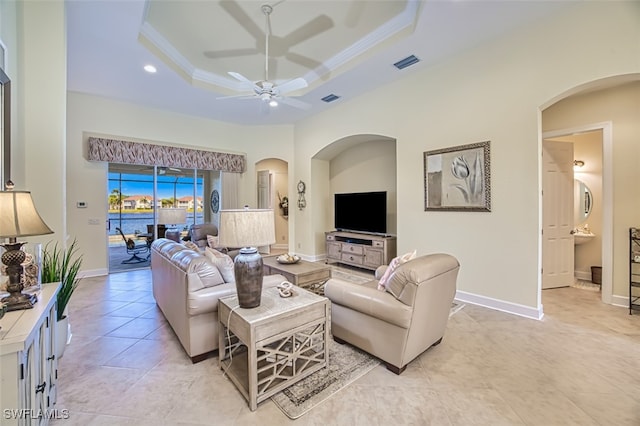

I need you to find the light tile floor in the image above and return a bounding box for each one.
[52,269,640,425]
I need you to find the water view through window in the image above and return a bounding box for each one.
[108,169,204,238]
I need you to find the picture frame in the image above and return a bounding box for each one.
[0,64,10,190]
[424,141,491,212]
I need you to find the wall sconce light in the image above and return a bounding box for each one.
[573,160,585,171]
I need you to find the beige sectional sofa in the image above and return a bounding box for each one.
[150,238,285,362]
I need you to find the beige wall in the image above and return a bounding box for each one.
[328,139,397,235]
[5,1,639,316]
[1,1,67,250]
[293,2,640,316]
[543,82,640,299]
[66,92,293,274]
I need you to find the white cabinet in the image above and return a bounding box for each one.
[326,231,396,271]
[0,283,61,425]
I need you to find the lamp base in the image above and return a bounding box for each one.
[233,247,264,308]
[1,240,37,311]
[2,292,37,312]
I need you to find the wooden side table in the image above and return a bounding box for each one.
[218,286,329,411]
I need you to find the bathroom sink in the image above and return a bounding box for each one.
[574,233,595,245]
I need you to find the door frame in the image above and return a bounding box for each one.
[541,121,613,305]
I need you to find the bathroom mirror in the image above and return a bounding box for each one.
[574,179,592,223]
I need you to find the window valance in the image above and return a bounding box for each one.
[87,137,245,173]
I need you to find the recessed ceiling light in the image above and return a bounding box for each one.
[144,64,157,73]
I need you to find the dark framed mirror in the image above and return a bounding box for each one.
[0,65,10,189]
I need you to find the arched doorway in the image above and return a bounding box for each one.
[255,158,289,252]
[540,74,640,308]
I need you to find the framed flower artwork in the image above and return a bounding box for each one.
[423,141,491,212]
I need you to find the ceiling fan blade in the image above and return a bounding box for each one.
[282,15,334,48]
[228,72,261,91]
[278,96,312,110]
[220,0,264,41]
[277,77,308,95]
[203,47,260,59]
[216,93,256,100]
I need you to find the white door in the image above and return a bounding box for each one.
[256,170,271,254]
[542,140,574,289]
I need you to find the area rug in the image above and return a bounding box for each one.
[271,303,466,419]
[271,338,380,419]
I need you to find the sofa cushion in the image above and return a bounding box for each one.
[183,240,200,252]
[204,247,235,283]
[170,250,225,289]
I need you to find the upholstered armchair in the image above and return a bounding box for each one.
[324,253,459,374]
[187,223,219,249]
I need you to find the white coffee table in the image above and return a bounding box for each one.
[218,285,329,411]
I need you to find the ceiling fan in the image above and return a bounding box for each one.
[217,3,312,110]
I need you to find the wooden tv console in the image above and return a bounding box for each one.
[325,231,397,271]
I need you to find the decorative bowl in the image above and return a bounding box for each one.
[276,254,301,264]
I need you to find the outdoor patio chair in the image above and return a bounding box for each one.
[115,227,150,264]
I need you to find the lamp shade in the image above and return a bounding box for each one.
[158,208,187,225]
[218,209,275,248]
[0,191,53,238]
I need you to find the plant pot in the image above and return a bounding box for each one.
[55,314,72,359]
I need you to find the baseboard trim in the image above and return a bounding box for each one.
[611,294,629,308]
[574,270,592,281]
[79,268,108,278]
[455,290,544,320]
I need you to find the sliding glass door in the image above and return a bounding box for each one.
[107,164,205,272]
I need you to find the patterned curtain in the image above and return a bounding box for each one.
[87,137,245,173]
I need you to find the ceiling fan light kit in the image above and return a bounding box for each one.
[217,3,312,111]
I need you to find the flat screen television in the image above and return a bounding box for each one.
[334,191,387,235]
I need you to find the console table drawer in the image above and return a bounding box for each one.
[342,244,364,255]
[341,252,364,265]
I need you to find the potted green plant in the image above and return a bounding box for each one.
[41,239,82,358]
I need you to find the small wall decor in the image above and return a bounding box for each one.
[297,180,306,210]
[277,191,289,216]
[424,141,491,212]
[210,189,220,213]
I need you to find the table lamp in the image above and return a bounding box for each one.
[0,189,53,311]
[158,207,187,242]
[218,208,275,308]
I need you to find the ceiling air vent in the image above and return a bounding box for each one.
[393,55,420,70]
[321,94,341,103]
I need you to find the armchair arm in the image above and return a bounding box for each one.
[324,278,412,329]
[374,265,388,280]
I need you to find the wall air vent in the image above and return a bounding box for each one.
[321,94,341,103]
[393,54,420,70]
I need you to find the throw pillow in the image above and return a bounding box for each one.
[183,240,200,252]
[206,234,219,249]
[126,238,135,250]
[204,247,235,283]
[377,250,417,291]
